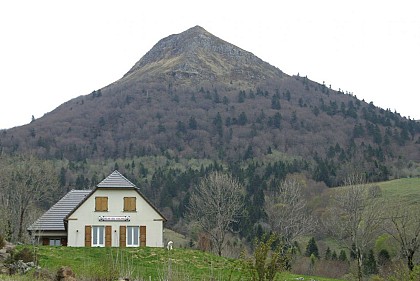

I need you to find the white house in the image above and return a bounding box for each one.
[28,170,166,247]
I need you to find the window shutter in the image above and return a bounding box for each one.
[124,197,136,211]
[130,197,136,211]
[85,225,92,247]
[140,225,146,247]
[95,197,108,211]
[123,197,128,211]
[95,197,101,211]
[105,225,112,247]
[119,225,126,248]
[103,197,108,211]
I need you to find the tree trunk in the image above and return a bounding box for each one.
[17,207,26,241]
[357,252,363,281]
[408,251,414,272]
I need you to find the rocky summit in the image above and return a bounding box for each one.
[122,25,283,85]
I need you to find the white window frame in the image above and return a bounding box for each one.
[49,238,61,246]
[126,226,139,247]
[92,226,105,247]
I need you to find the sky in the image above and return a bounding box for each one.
[1,0,419,129]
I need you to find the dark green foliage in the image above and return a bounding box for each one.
[271,94,281,109]
[244,145,254,160]
[213,112,223,137]
[377,249,390,266]
[176,121,187,134]
[325,247,332,260]
[75,174,90,189]
[189,116,197,130]
[331,250,338,261]
[338,249,347,262]
[59,167,66,187]
[305,237,319,258]
[268,112,282,129]
[353,123,365,138]
[237,90,246,103]
[363,249,378,275]
[238,111,248,125]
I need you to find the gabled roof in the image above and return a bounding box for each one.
[97,170,136,188]
[65,170,167,222]
[28,190,92,232]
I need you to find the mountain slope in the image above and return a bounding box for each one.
[0,26,419,185]
[123,25,282,84]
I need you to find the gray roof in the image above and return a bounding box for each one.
[28,190,92,231]
[96,170,136,188]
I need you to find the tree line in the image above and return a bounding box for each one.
[1,154,420,280]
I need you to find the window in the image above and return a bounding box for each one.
[92,226,105,247]
[49,239,61,246]
[126,226,139,247]
[123,197,136,211]
[95,197,108,211]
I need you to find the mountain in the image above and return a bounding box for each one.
[1,26,419,186]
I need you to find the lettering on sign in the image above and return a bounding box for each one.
[98,216,131,222]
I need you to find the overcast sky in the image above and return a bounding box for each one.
[1,0,419,129]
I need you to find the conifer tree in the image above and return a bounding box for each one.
[339,249,348,262]
[325,247,332,260]
[305,237,319,258]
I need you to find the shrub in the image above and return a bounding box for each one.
[377,249,390,266]
[13,247,34,263]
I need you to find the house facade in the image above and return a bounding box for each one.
[28,170,166,247]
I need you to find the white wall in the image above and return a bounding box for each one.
[67,189,164,247]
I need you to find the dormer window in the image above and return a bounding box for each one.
[124,197,136,212]
[95,197,108,211]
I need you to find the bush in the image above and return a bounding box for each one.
[13,247,34,263]
[377,249,390,266]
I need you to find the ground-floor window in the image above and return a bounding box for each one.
[92,226,105,247]
[127,226,139,247]
[49,238,61,246]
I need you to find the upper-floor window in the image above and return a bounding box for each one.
[95,197,108,211]
[124,197,136,211]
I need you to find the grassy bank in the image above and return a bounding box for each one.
[4,245,344,281]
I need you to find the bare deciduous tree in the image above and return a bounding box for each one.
[384,203,420,272]
[264,178,316,247]
[323,174,382,281]
[0,155,59,242]
[187,172,244,256]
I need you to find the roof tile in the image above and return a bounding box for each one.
[28,190,91,231]
[96,170,136,188]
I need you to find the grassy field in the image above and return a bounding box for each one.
[377,177,420,204]
[5,178,420,281]
[3,245,344,281]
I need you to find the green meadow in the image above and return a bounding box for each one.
[3,246,343,281]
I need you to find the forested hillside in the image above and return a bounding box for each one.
[1,26,419,185]
[1,25,420,280]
